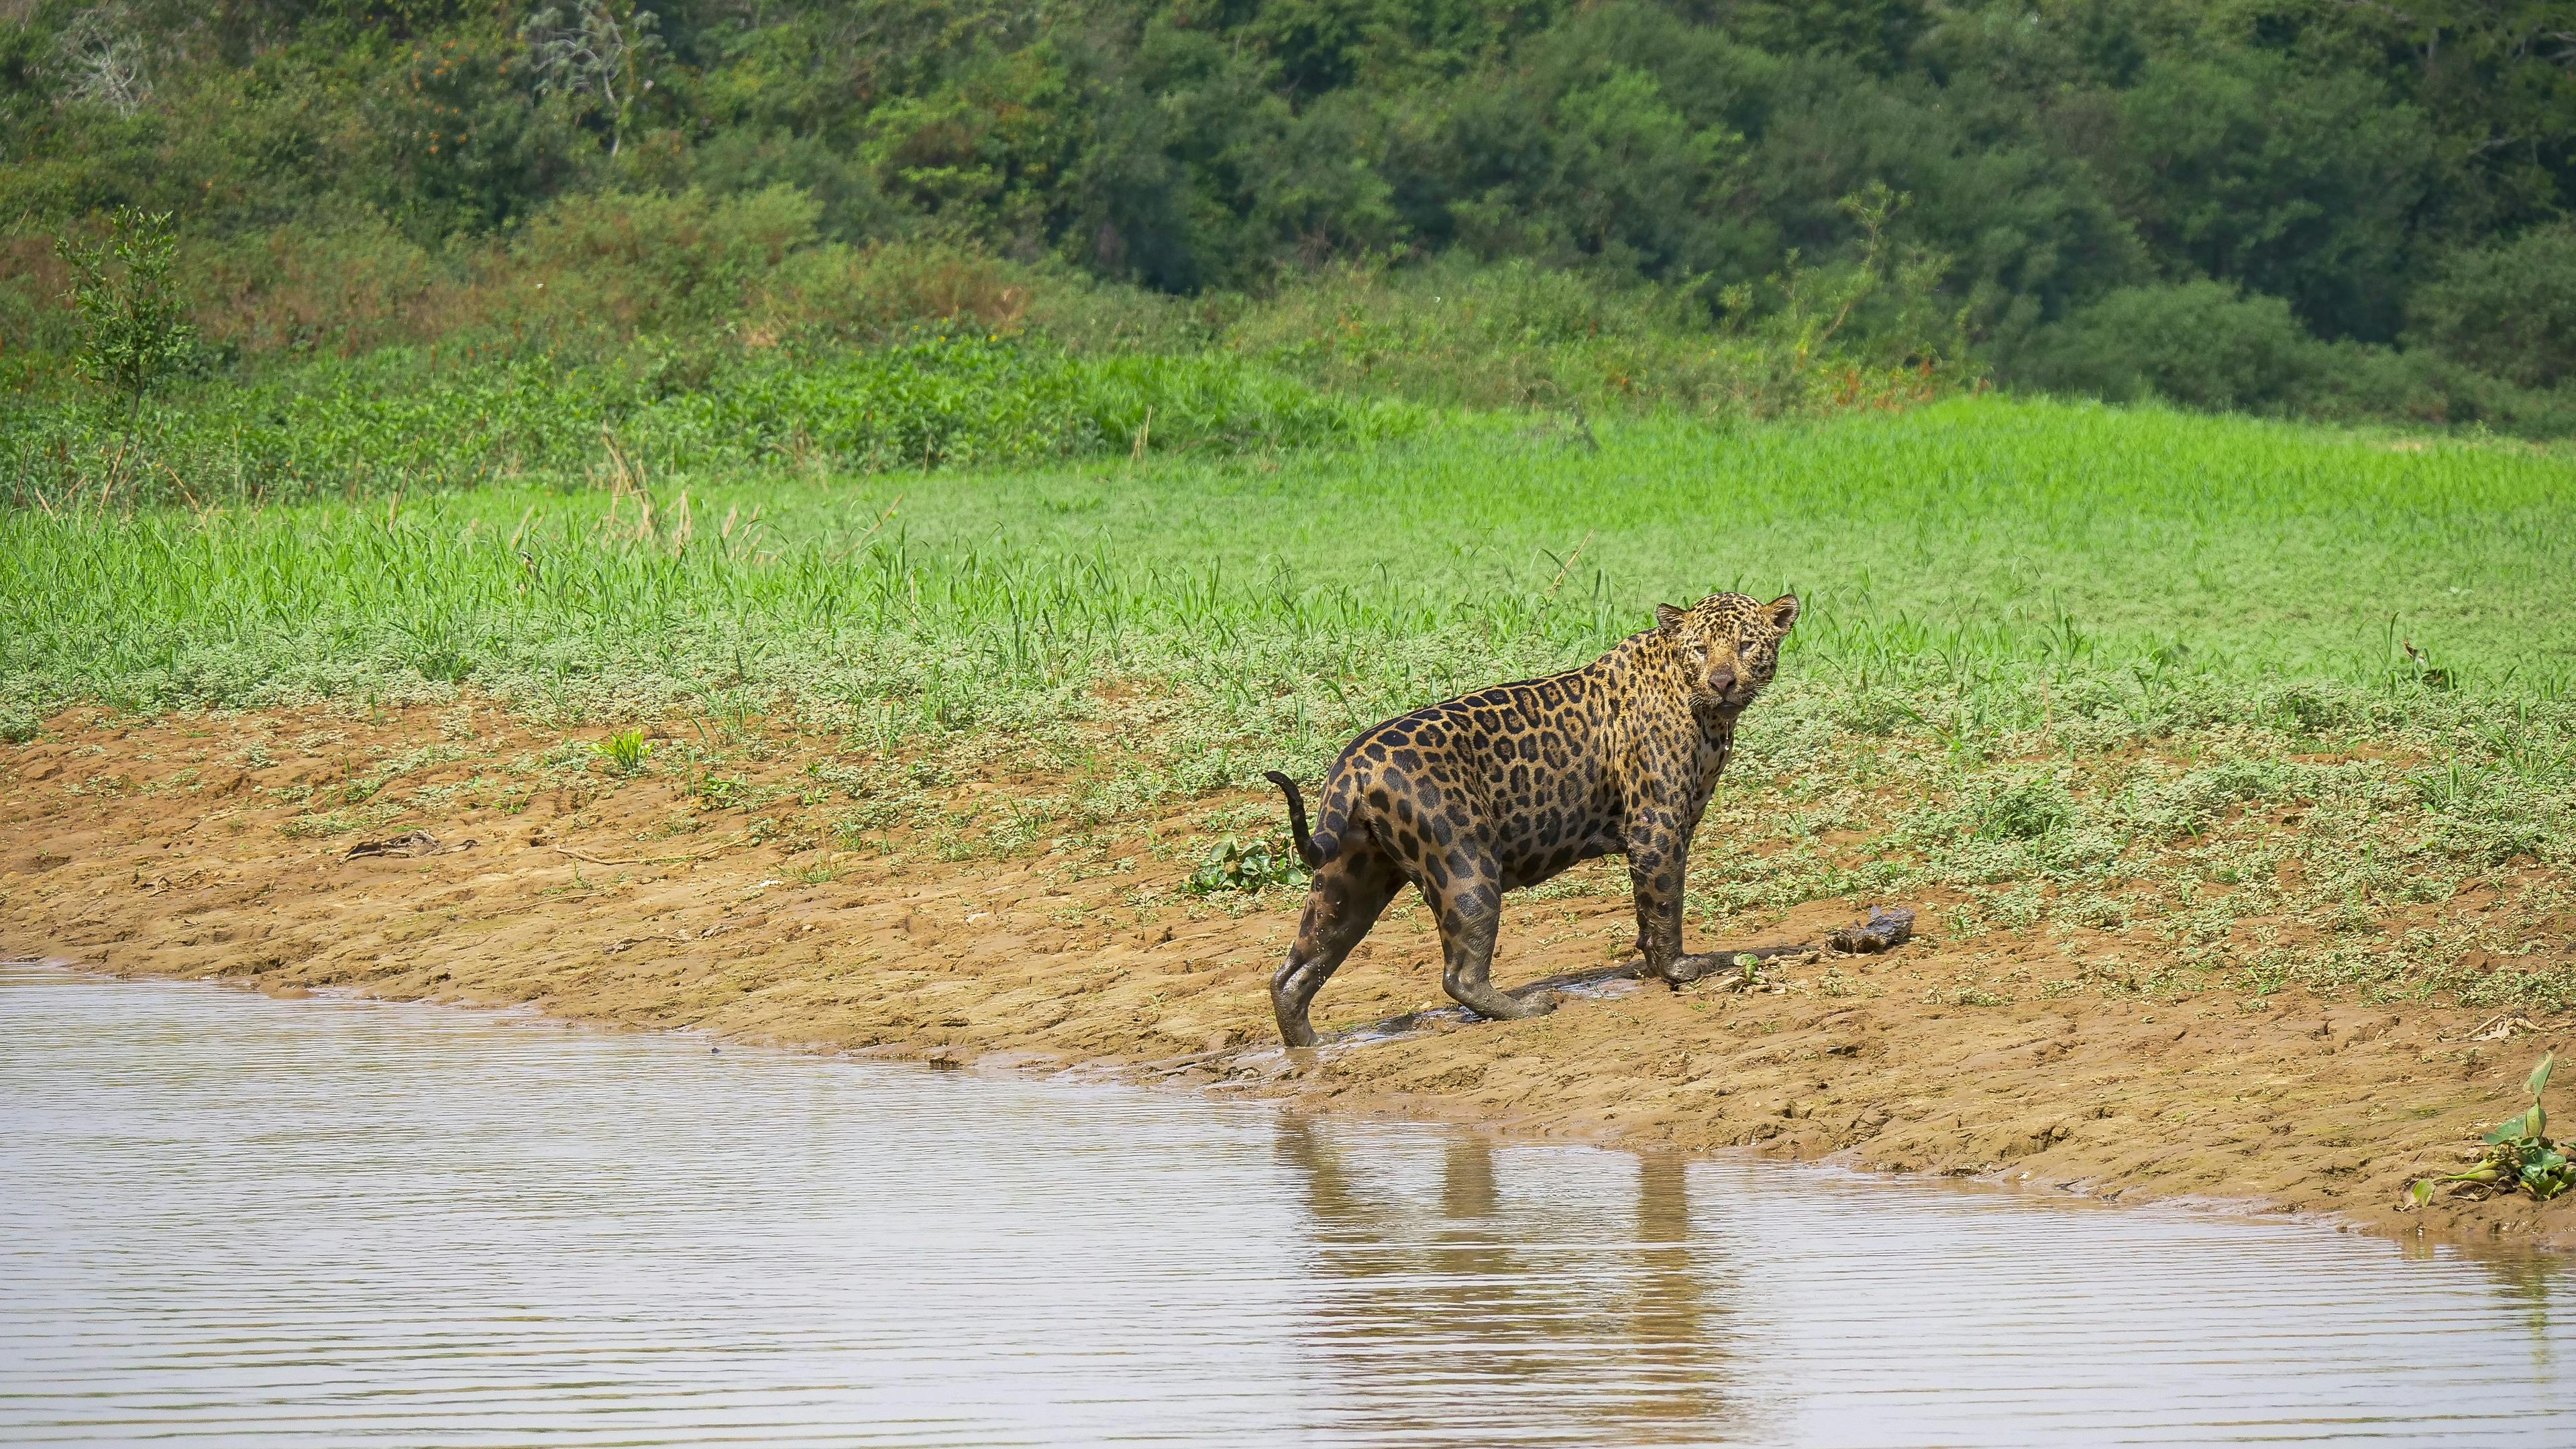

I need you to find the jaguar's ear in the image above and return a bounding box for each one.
[1767,594,1801,633]
[1654,603,1688,635]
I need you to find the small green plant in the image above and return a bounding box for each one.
[1186,835,1307,895]
[2412,1053,2572,1205]
[1975,775,2075,841]
[56,207,201,419]
[593,729,654,775]
[696,772,748,809]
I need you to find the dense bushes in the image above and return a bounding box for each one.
[8,4,2576,331]
[5,1,2576,439]
[159,199,1086,366]
[8,184,1994,511]
[2014,282,2324,413]
[2408,225,2576,392]
[1,332,1415,506]
[2009,278,2576,432]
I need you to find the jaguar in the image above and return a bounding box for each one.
[1264,591,1800,1047]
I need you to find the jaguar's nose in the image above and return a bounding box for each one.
[1708,664,1738,695]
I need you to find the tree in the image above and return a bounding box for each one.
[522,0,665,158]
[2408,223,2576,390]
[55,206,200,419]
[52,7,151,117]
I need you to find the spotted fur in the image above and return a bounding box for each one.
[1263,592,1800,1047]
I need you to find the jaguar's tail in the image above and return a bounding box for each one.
[1265,770,1328,869]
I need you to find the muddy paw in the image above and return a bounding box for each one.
[1656,954,1730,984]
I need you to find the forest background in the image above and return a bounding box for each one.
[6,0,2576,498]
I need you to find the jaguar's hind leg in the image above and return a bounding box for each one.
[1428,851,1558,1024]
[1272,843,1401,1048]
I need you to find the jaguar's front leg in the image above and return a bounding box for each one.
[1626,811,1692,983]
[1628,814,1727,986]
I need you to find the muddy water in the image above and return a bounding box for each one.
[1,964,2569,1447]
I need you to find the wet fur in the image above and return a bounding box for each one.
[1265,591,1799,1046]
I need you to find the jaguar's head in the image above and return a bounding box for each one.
[1654,592,1801,712]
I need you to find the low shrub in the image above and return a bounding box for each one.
[2408,225,2576,391]
[2012,280,2326,412]
[0,331,1414,506]
[2009,274,2576,435]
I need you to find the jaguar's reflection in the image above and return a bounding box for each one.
[1276,1120,1754,1444]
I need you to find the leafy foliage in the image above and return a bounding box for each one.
[2408,225,2576,392]
[2015,282,2324,413]
[1187,835,1309,896]
[522,1,665,159]
[2413,1055,2575,1206]
[592,728,653,775]
[54,206,199,411]
[1,1,2573,431]
[1,329,1416,507]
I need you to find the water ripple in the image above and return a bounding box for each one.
[2,963,2569,1446]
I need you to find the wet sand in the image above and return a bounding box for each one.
[6,702,2572,1249]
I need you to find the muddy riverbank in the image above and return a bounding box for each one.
[6,701,2573,1248]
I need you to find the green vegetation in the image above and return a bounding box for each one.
[8,396,2575,1012]
[52,206,201,417]
[5,1,2576,447]
[5,323,1416,506]
[1187,835,1309,896]
[3,184,1961,509]
[2415,1054,2575,1205]
[592,726,653,774]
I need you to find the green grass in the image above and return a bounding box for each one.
[6,394,2575,1008]
[3,332,1415,506]
[10,395,2569,707]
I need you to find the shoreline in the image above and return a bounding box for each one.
[7,701,2573,1252]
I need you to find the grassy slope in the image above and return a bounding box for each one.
[5,395,2575,1010]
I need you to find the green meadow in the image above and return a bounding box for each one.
[6,394,2574,1012]
[8,396,2572,716]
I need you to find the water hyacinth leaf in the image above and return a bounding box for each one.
[2418,1054,2567,1203]
[1187,835,1307,896]
[2526,1146,2570,1197]
[2410,1179,2435,1208]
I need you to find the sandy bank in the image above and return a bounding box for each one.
[6,701,2571,1250]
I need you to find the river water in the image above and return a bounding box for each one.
[3,961,2570,1446]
